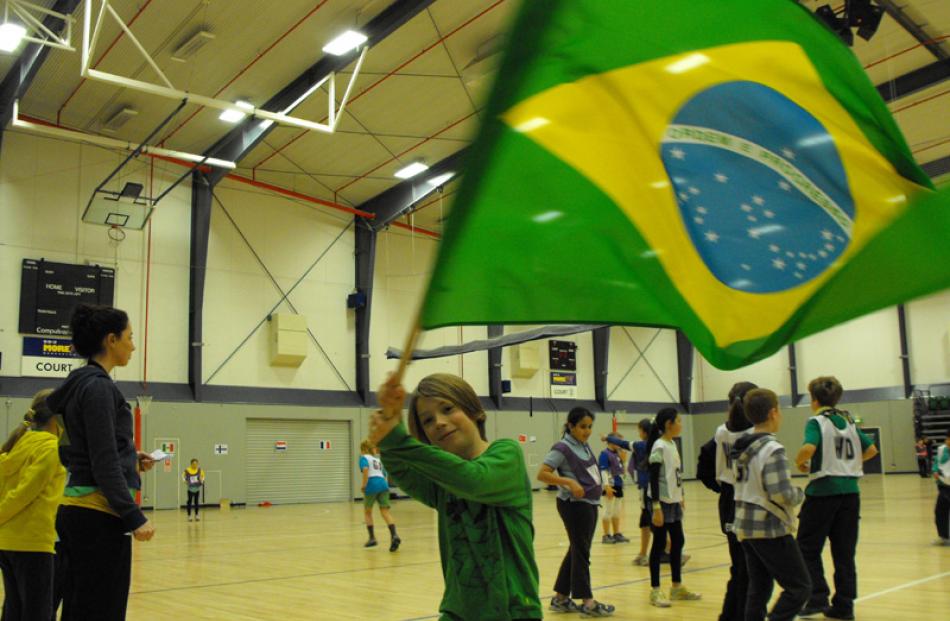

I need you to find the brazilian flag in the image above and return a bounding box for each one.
[420,0,950,370]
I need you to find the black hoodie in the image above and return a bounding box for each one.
[47,362,146,531]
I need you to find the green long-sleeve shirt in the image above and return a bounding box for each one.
[378,424,542,621]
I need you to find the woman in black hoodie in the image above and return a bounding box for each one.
[47,304,155,621]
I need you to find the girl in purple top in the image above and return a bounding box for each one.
[538,408,615,617]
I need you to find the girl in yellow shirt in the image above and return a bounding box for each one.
[0,389,66,620]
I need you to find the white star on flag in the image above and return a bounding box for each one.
[694,216,704,224]
[779,181,791,191]
[763,209,775,218]
[752,195,765,206]
[825,243,835,251]
[748,228,761,239]
[679,192,690,201]
[821,230,834,240]
[747,215,757,222]
[797,262,807,270]
[794,272,804,279]
[696,206,708,214]
[671,148,686,160]
[741,203,753,212]
[818,250,828,258]
[782,148,796,160]
[705,231,719,242]
[714,173,729,183]
[769,244,780,253]
[741,264,751,271]
[688,187,700,195]
[772,258,786,270]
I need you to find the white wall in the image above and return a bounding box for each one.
[796,307,903,391]
[202,182,355,390]
[906,290,950,386]
[0,131,191,384]
[607,326,678,403]
[694,348,789,403]
[370,228,489,394]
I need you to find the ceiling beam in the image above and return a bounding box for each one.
[0,0,82,147]
[877,0,948,62]
[359,147,467,230]
[876,59,950,102]
[204,0,434,186]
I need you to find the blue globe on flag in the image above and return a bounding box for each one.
[661,81,855,294]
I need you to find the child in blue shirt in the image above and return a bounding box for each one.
[359,438,400,551]
[598,435,629,544]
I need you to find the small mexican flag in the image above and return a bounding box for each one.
[419,0,950,370]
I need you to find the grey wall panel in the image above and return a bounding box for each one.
[246,419,351,504]
[0,393,922,511]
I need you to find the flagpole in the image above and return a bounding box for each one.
[393,319,422,385]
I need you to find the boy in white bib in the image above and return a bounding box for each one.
[732,388,809,621]
[794,377,878,620]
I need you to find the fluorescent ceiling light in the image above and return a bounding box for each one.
[427,172,455,186]
[394,162,429,179]
[665,53,709,74]
[0,22,27,53]
[323,30,367,56]
[218,100,253,123]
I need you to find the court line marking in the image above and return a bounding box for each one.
[855,571,950,603]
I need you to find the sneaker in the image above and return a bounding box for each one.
[580,601,615,617]
[601,535,615,544]
[364,539,378,548]
[195,516,200,522]
[549,596,580,613]
[632,554,648,566]
[612,532,630,543]
[681,553,691,567]
[933,537,950,546]
[187,516,193,522]
[799,605,828,617]
[650,588,671,608]
[389,536,401,552]
[823,609,854,620]
[670,585,702,601]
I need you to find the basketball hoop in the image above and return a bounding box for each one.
[107,225,127,242]
[136,395,152,416]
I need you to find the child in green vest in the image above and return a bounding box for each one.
[795,376,878,620]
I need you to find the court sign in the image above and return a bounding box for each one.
[21,336,84,378]
[550,371,577,399]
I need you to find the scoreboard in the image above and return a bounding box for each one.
[19,259,115,336]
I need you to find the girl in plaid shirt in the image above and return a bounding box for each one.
[731,388,810,621]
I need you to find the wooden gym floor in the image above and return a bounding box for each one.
[10,474,950,619]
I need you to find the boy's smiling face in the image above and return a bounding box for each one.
[415,396,483,458]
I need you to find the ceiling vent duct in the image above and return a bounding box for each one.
[101,106,137,133]
[171,29,214,62]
